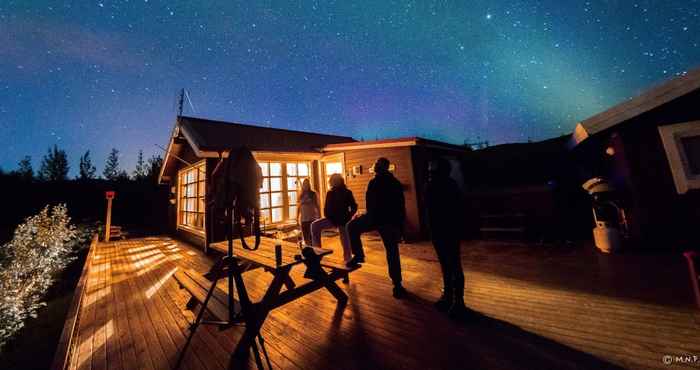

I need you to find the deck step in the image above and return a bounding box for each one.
[173,268,239,322]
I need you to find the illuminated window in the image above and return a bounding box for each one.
[258,161,311,224]
[178,161,206,232]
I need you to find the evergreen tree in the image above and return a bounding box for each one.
[17,156,33,181]
[133,150,147,181]
[78,150,96,180]
[146,155,164,183]
[103,148,121,181]
[38,145,69,181]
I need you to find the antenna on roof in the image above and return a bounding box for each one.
[177,88,184,116]
[176,88,198,117]
[184,89,197,114]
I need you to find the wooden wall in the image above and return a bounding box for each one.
[339,147,421,240]
[165,144,206,249]
[575,88,700,249]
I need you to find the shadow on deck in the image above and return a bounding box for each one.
[61,235,700,370]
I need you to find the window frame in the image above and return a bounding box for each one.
[257,160,312,225]
[658,120,700,194]
[177,160,206,236]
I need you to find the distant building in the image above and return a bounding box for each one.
[158,116,470,249]
[569,67,700,248]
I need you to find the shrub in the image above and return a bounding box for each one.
[0,204,92,350]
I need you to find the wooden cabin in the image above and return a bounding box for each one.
[158,116,470,250]
[569,67,700,248]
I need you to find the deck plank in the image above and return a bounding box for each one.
[61,236,700,370]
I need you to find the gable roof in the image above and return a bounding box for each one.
[571,66,700,146]
[178,115,355,156]
[158,116,355,183]
[322,136,470,152]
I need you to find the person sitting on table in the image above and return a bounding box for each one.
[311,173,357,263]
[296,178,321,246]
[346,157,407,299]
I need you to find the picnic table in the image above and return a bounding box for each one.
[174,236,359,367]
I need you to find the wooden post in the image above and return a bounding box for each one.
[105,191,115,242]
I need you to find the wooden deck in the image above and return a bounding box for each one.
[62,235,700,370]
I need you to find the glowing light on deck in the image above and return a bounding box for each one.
[146,267,178,299]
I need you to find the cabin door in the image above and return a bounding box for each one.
[318,153,345,210]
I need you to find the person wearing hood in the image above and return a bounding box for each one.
[424,157,468,317]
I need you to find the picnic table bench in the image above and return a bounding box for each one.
[173,236,359,367]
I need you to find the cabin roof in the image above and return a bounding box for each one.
[178,115,356,155]
[322,136,470,152]
[571,66,700,147]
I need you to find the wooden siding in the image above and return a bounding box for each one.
[340,147,421,240]
[63,236,700,370]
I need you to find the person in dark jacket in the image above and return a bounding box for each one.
[347,157,407,298]
[424,158,467,317]
[311,173,357,263]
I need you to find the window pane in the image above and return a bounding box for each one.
[260,193,270,209]
[325,162,343,175]
[681,135,700,175]
[271,192,283,207]
[187,198,196,212]
[289,206,297,220]
[270,178,281,191]
[259,178,269,193]
[288,191,297,205]
[259,162,269,177]
[271,208,283,223]
[195,214,203,228]
[260,209,270,224]
[198,198,205,212]
[287,177,298,191]
[270,162,282,176]
[298,163,309,176]
[286,163,297,176]
[187,212,195,226]
[198,181,205,196]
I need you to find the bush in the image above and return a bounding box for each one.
[0,204,94,350]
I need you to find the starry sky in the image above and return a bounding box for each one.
[1,1,699,176]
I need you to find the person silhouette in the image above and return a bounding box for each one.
[310,174,357,263]
[347,157,407,298]
[297,178,321,246]
[424,158,468,317]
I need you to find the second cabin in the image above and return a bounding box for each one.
[158,116,470,251]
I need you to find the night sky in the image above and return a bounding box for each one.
[1,1,699,175]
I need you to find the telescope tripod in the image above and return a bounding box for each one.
[174,206,272,370]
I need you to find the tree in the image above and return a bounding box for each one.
[78,151,96,180]
[38,145,69,181]
[17,156,33,181]
[132,150,147,181]
[146,155,164,183]
[103,148,121,181]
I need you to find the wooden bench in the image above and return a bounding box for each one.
[173,268,240,323]
[320,259,360,284]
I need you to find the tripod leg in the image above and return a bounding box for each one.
[258,334,273,369]
[174,262,223,369]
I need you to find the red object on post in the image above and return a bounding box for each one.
[105,191,116,199]
[684,251,700,309]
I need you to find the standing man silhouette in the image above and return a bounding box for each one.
[425,158,468,317]
[347,157,407,298]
